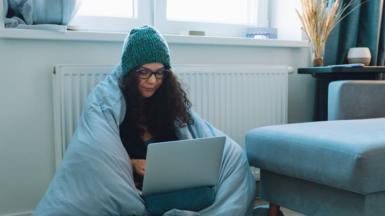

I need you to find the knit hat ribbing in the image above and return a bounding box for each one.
[121,25,171,74]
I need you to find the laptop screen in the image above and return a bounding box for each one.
[142,136,225,195]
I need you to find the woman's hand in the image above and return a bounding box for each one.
[131,159,146,176]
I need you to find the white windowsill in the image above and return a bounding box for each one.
[0,28,309,48]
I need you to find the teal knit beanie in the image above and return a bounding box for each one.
[121,25,171,74]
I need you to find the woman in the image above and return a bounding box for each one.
[34,26,256,216]
[119,63,194,189]
[118,26,194,190]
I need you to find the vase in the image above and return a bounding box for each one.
[311,43,325,67]
[312,55,324,67]
[347,47,371,66]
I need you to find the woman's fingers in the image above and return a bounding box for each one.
[131,159,146,176]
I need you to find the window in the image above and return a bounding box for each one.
[69,0,270,38]
[167,0,259,24]
[155,0,269,37]
[77,0,134,18]
[69,0,151,32]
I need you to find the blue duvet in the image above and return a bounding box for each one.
[34,65,256,216]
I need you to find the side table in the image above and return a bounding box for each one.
[298,66,385,121]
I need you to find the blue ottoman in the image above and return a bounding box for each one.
[246,118,385,216]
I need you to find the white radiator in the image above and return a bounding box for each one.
[53,64,292,168]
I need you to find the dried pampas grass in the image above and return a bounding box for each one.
[296,0,352,66]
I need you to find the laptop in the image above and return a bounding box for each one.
[141,136,226,196]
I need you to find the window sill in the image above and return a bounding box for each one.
[0,28,309,48]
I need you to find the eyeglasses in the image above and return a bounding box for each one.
[135,67,170,80]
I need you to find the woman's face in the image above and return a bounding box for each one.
[136,63,165,98]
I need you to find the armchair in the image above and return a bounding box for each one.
[246,80,385,216]
[328,80,385,120]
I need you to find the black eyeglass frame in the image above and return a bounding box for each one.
[134,67,170,80]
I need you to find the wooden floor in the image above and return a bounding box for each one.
[255,199,306,216]
[281,208,306,216]
[254,178,305,216]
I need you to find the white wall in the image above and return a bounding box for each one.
[0,37,313,215]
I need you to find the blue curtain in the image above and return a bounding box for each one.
[325,0,385,65]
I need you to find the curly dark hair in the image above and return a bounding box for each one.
[119,68,194,143]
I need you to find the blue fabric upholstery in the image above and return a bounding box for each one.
[328,80,385,120]
[260,170,385,216]
[246,80,385,215]
[144,186,215,216]
[246,118,385,194]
